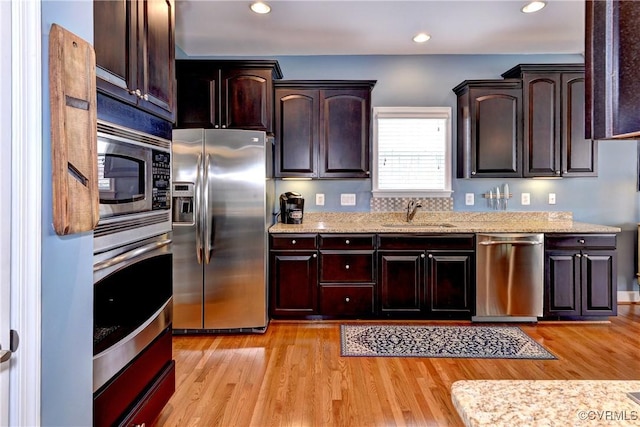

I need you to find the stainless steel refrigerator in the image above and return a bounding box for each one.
[171,129,274,332]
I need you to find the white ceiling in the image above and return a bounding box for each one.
[175,0,586,57]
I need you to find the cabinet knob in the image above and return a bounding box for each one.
[583,254,588,258]
[471,171,476,175]
[345,239,350,245]
[345,264,350,270]
[143,93,149,101]
[420,253,425,258]
[313,253,317,258]
[555,170,561,175]
[221,125,227,129]
[578,239,585,244]
[135,89,142,97]
[428,254,433,258]
[576,254,582,258]
[291,239,296,244]
[214,125,220,129]
[345,297,350,303]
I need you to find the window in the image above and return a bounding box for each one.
[372,107,452,197]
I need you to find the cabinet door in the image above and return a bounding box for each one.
[274,88,319,177]
[586,0,640,139]
[545,250,581,317]
[561,73,597,176]
[222,68,274,132]
[378,252,423,315]
[319,89,370,178]
[269,251,318,317]
[426,251,474,317]
[522,73,561,177]
[137,0,175,122]
[581,250,617,316]
[176,71,218,128]
[469,87,522,177]
[94,0,138,106]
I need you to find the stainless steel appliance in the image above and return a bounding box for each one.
[171,129,273,332]
[94,120,172,253]
[280,191,304,224]
[473,233,544,322]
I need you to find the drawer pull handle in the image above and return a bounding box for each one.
[345,264,350,270]
[345,297,350,303]
[345,239,350,244]
[291,239,296,245]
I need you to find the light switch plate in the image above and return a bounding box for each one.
[548,193,556,205]
[521,193,531,205]
[465,193,474,205]
[316,193,325,206]
[340,193,356,206]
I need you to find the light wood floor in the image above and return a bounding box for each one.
[154,304,640,427]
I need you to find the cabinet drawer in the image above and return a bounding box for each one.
[319,252,375,282]
[545,234,616,249]
[320,285,375,317]
[378,234,475,250]
[270,234,317,250]
[319,234,375,250]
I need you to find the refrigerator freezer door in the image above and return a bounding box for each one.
[203,129,268,330]
[171,129,205,329]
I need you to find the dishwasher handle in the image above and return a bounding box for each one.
[479,240,542,246]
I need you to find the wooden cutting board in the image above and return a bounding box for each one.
[49,24,99,235]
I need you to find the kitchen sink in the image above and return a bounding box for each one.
[381,223,457,228]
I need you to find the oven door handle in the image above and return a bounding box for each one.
[93,239,172,272]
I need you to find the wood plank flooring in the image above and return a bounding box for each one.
[154,304,640,427]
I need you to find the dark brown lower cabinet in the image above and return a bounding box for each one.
[544,234,617,318]
[93,328,175,427]
[377,234,475,319]
[269,234,318,317]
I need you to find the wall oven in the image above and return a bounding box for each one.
[94,120,172,253]
[93,233,174,426]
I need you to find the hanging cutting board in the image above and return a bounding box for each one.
[49,24,99,235]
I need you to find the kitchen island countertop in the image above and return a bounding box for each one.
[451,379,640,427]
[269,211,622,234]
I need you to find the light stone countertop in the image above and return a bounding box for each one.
[269,212,622,234]
[451,379,640,427]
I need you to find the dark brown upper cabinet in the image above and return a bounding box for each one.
[94,0,175,122]
[502,64,597,178]
[453,80,523,178]
[175,60,283,133]
[586,0,640,140]
[274,81,376,179]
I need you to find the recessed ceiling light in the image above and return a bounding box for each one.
[521,1,546,13]
[250,2,271,14]
[413,33,431,43]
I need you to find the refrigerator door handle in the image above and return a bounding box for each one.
[204,153,213,264]
[195,153,203,264]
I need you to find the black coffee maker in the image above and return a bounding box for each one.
[280,192,304,224]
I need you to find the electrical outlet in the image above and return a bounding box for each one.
[548,193,556,205]
[316,193,325,206]
[340,193,356,206]
[465,193,474,206]
[521,192,531,205]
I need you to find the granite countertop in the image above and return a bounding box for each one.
[269,212,622,234]
[451,379,640,427]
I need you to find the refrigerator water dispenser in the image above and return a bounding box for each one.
[172,182,194,225]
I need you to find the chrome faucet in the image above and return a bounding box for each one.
[406,200,423,222]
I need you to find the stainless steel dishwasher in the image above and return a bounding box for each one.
[473,233,544,322]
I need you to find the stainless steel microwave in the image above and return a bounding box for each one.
[94,121,172,253]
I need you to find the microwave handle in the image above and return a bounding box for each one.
[195,153,203,264]
[204,153,213,264]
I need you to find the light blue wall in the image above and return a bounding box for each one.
[185,53,639,292]
[41,1,94,425]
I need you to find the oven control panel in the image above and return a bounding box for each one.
[152,150,171,210]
